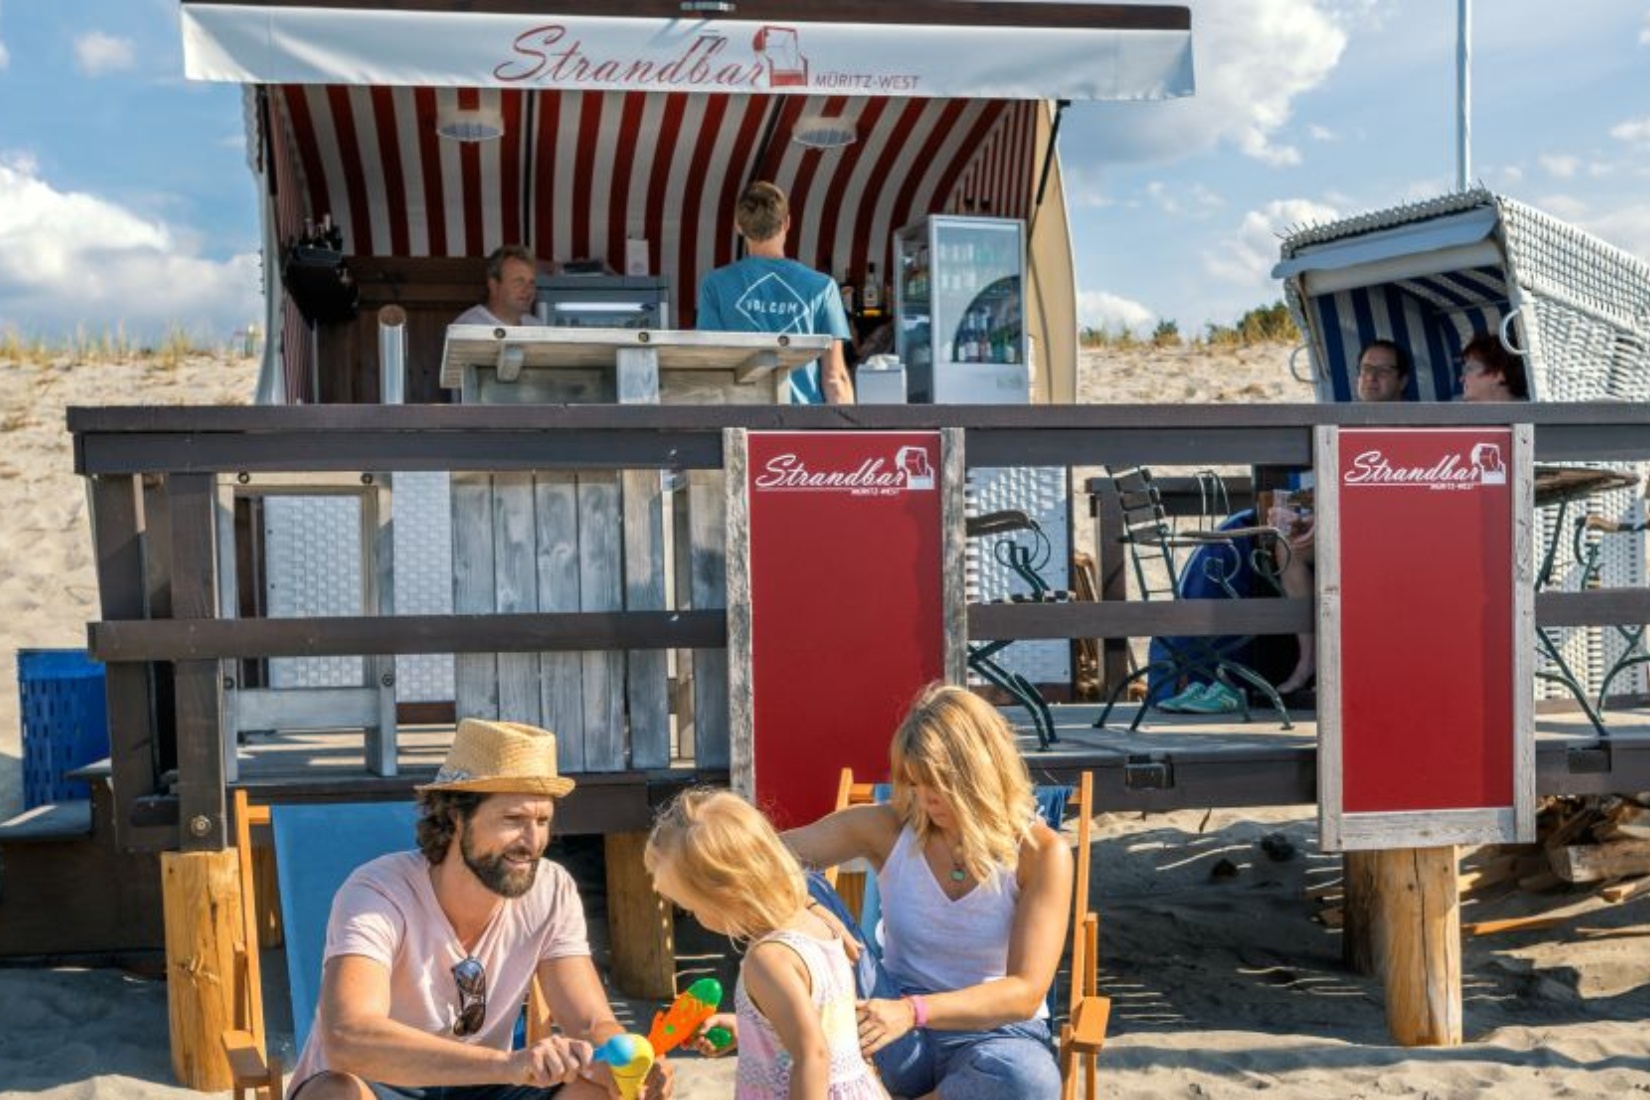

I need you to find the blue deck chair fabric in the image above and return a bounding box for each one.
[270,801,421,1058]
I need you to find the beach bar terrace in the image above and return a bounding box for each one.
[17,400,1650,1090]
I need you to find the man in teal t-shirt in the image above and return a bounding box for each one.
[697,181,855,404]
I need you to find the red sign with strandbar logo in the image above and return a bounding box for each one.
[747,431,945,828]
[1337,428,1515,812]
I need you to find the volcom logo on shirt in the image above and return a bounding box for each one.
[735,273,809,333]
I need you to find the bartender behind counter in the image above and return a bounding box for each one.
[456,244,546,327]
[697,181,855,404]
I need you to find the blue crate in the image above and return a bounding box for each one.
[18,649,109,809]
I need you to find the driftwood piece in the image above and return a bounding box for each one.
[1600,876,1650,904]
[1462,913,1579,937]
[1459,851,1548,892]
[1552,839,1650,884]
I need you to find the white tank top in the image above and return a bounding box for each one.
[876,826,1044,1019]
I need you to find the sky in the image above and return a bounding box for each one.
[0,1,1646,344]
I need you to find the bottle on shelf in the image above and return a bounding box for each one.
[838,270,856,317]
[862,262,882,316]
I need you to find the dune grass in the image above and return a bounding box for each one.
[0,324,261,369]
[1081,300,1300,350]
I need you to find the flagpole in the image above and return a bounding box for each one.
[1457,0,1471,189]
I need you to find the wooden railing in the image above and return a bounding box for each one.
[71,401,1650,852]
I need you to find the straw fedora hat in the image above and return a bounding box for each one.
[417,719,576,797]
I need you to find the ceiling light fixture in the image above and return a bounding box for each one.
[791,114,857,150]
[436,105,505,143]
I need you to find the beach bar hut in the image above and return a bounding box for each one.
[8,4,1198,1090]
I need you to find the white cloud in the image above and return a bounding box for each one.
[1205,198,1340,292]
[0,0,8,70]
[1067,0,1347,167]
[1144,181,1224,216]
[73,31,136,77]
[0,158,261,340]
[1060,166,1114,210]
[1586,204,1650,264]
[1611,115,1650,145]
[1540,154,1580,179]
[1641,8,1650,46]
[1532,193,1589,222]
[1077,290,1156,334]
[1308,124,1338,142]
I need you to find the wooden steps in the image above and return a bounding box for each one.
[0,799,94,843]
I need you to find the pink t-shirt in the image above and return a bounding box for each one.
[286,851,590,1095]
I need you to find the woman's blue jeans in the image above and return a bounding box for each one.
[805,873,1061,1099]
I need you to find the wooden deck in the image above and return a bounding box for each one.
[1004,702,1650,810]
[205,699,1650,827]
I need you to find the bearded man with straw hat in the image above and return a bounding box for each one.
[287,719,674,1100]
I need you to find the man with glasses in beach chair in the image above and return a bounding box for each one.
[286,719,673,1100]
[1261,339,1412,703]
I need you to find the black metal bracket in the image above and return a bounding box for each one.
[1124,753,1175,790]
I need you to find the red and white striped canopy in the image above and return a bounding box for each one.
[266,85,1039,328]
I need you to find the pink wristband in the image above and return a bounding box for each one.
[907,994,929,1029]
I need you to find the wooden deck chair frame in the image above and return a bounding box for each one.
[222,789,554,1099]
[823,768,1109,1098]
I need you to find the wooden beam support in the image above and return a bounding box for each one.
[1342,851,1380,976]
[162,848,244,1091]
[603,831,675,1000]
[168,473,227,851]
[1374,846,1462,1047]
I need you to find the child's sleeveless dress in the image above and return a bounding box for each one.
[734,927,888,1100]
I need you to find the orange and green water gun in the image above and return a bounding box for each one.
[647,977,726,1055]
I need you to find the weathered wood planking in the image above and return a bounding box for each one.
[618,347,670,768]
[451,473,500,719]
[578,473,626,769]
[493,471,542,727]
[725,431,753,795]
[368,477,397,775]
[689,467,730,768]
[535,472,586,772]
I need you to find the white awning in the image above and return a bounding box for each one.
[181,4,1194,102]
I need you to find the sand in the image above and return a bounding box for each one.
[4,344,1650,1097]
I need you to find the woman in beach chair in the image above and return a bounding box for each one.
[781,683,1072,1099]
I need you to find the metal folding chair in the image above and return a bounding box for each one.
[966,509,1060,749]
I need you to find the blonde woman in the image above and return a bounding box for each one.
[784,684,1072,1099]
[646,789,887,1100]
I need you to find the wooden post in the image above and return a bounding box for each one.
[604,831,676,999]
[162,848,245,1091]
[1374,846,1462,1046]
[1342,850,1381,975]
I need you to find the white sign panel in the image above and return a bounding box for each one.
[181,5,1194,101]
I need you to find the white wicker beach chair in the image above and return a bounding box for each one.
[1273,188,1650,708]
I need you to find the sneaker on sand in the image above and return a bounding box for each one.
[1180,680,1242,714]
[1156,682,1209,713]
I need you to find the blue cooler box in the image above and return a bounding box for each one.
[18,648,109,809]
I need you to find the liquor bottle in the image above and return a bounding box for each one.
[839,271,856,317]
[862,263,881,315]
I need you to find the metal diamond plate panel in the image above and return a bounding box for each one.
[1536,477,1647,703]
[966,466,1071,686]
[265,496,364,688]
[392,472,456,703]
